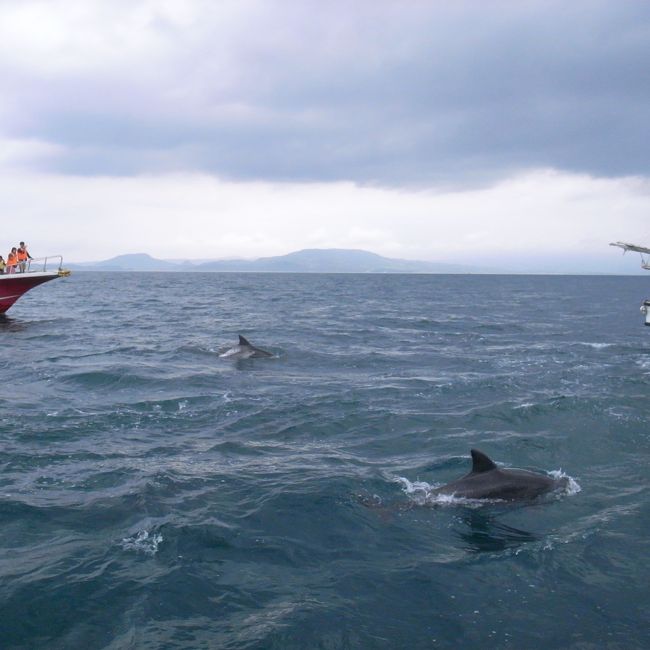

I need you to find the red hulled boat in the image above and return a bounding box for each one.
[0,256,70,314]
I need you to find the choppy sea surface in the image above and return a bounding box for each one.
[2,272,650,649]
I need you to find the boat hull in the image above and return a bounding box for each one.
[0,272,61,314]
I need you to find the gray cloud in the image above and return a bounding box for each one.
[4,0,650,185]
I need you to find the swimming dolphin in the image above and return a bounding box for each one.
[219,335,273,359]
[431,449,568,501]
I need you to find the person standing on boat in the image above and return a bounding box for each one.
[6,248,18,273]
[0,255,5,274]
[17,242,32,273]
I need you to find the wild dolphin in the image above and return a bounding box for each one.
[431,449,568,501]
[219,335,273,359]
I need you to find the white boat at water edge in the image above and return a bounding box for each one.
[610,241,650,325]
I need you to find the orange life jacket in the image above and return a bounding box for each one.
[7,252,17,265]
[17,249,28,261]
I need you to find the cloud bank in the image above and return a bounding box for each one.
[2,0,650,184]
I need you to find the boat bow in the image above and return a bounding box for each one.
[0,256,69,314]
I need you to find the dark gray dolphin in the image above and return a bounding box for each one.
[432,449,568,501]
[219,335,273,359]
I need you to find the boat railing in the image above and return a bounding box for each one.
[25,255,65,273]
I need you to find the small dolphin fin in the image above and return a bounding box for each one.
[470,449,498,473]
[238,335,251,346]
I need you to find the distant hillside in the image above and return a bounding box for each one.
[69,248,489,273]
[70,253,180,271]
[194,249,477,273]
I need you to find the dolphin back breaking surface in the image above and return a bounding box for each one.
[425,449,571,502]
[219,335,274,359]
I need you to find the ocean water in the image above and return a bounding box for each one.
[1,272,649,649]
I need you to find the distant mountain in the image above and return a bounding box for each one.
[70,253,180,271]
[194,248,477,273]
[69,248,490,273]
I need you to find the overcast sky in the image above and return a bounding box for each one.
[1,0,649,271]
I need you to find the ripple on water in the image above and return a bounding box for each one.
[1,273,649,649]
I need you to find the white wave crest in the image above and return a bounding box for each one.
[120,529,163,556]
[218,347,240,358]
[577,342,614,349]
[394,477,490,507]
[548,470,581,496]
[394,476,435,505]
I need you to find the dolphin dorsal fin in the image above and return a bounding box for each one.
[470,449,498,473]
[238,335,251,346]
